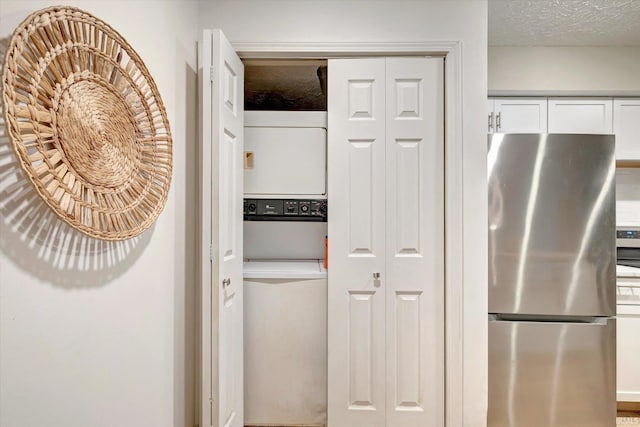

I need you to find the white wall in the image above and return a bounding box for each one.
[489,46,640,95]
[0,2,488,426]
[0,1,198,427]
[198,1,488,426]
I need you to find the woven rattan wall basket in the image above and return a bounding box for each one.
[2,6,172,241]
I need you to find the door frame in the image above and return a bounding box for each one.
[200,40,465,427]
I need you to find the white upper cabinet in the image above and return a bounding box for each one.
[547,97,613,134]
[614,98,640,161]
[490,97,548,133]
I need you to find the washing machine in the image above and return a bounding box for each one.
[243,260,327,426]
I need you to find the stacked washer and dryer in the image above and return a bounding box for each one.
[242,111,328,426]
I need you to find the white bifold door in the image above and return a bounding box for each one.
[328,57,445,427]
[200,29,244,427]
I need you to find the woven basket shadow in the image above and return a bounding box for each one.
[2,6,172,240]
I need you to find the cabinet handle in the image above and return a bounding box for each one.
[373,272,380,280]
[222,278,231,288]
[496,112,501,130]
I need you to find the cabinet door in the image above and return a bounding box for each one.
[548,98,613,134]
[617,278,640,402]
[386,57,445,427]
[200,29,245,427]
[493,97,547,133]
[617,305,640,402]
[614,98,640,161]
[328,58,387,427]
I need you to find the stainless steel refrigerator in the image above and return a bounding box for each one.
[488,134,616,427]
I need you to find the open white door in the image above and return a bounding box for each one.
[200,29,244,427]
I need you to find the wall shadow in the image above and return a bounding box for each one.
[0,35,151,289]
[173,41,199,427]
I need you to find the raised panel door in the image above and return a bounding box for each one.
[329,56,445,427]
[385,57,445,427]
[328,58,387,427]
[216,30,244,427]
[201,29,245,427]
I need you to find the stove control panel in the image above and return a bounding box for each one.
[244,199,327,222]
[617,227,640,248]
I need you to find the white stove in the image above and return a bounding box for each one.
[617,226,640,276]
[615,226,640,402]
[616,226,640,301]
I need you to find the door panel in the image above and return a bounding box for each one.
[493,98,547,133]
[548,98,613,134]
[221,129,238,261]
[488,319,616,427]
[348,140,376,254]
[348,291,376,408]
[394,291,422,407]
[488,134,616,317]
[613,98,640,160]
[328,58,386,427]
[211,29,244,427]
[393,139,421,254]
[385,57,445,427]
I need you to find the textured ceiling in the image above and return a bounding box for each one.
[489,0,640,46]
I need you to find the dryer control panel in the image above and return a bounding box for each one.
[244,199,327,222]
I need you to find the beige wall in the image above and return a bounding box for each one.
[0,1,198,426]
[489,46,640,95]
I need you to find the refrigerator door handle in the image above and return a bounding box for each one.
[488,313,614,324]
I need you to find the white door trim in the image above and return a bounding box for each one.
[200,40,465,427]
[198,30,245,427]
[238,41,465,427]
[233,41,461,58]
[199,31,214,427]
[236,41,465,427]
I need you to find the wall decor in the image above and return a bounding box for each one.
[2,6,172,240]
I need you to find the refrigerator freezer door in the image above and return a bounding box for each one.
[488,133,616,316]
[488,318,616,427]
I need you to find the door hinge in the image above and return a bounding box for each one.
[209,244,214,262]
[209,66,214,82]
